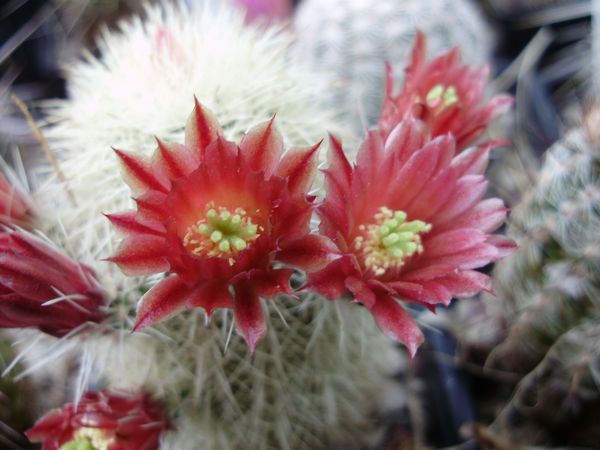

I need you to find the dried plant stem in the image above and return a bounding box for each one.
[11,94,76,205]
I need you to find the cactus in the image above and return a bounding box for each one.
[456,114,600,447]
[293,0,493,133]
[20,2,402,448]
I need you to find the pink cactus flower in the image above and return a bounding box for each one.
[108,99,335,351]
[379,32,513,149]
[310,119,515,356]
[232,0,293,24]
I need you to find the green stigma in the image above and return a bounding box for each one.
[354,207,431,276]
[183,204,261,264]
[425,84,458,108]
[60,428,113,450]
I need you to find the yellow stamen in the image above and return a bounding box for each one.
[354,207,431,276]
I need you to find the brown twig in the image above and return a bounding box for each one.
[11,94,76,205]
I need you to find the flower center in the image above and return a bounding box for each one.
[60,428,113,450]
[425,84,458,109]
[354,207,431,276]
[183,204,261,264]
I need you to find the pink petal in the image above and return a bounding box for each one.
[233,282,266,352]
[114,149,169,194]
[384,116,427,168]
[133,276,190,331]
[276,142,321,196]
[108,235,170,276]
[486,235,517,258]
[386,281,423,301]
[240,116,283,178]
[277,235,339,272]
[437,270,492,298]
[204,136,241,185]
[185,98,223,158]
[424,228,487,258]
[432,175,487,225]
[419,281,453,306]
[441,198,508,233]
[371,294,424,358]
[451,143,493,176]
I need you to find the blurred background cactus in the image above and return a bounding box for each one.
[454,108,600,447]
[293,0,493,133]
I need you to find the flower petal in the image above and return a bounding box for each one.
[133,275,190,331]
[240,116,283,177]
[105,211,165,237]
[185,98,222,158]
[344,276,376,308]
[114,149,169,194]
[107,235,170,276]
[153,138,199,179]
[277,235,339,272]
[371,294,424,358]
[233,282,266,352]
[276,142,321,196]
[185,281,233,319]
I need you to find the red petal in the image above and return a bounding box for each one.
[344,276,376,308]
[185,281,234,319]
[424,228,487,258]
[276,142,321,196]
[153,138,199,179]
[308,258,352,300]
[371,294,424,358]
[233,283,266,352]
[114,149,169,194]
[108,235,170,276]
[327,134,352,189]
[247,268,294,298]
[240,116,283,177]
[105,212,164,236]
[185,98,222,158]
[133,276,190,331]
[277,235,339,272]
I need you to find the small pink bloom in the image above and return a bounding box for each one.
[26,390,170,450]
[232,0,293,24]
[311,119,514,356]
[379,32,513,149]
[0,172,33,228]
[108,99,335,351]
[0,229,105,337]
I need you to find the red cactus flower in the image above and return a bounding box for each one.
[26,390,170,450]
[311,119,515,356]
[108,99,335,351]
[0,171,33,228]
[0,229,105,337]
[378,31,513,149]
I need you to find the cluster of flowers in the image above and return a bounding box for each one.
[0,33,512,449]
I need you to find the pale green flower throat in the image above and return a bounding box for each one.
[354,207,431,276]
[183,203,261,264]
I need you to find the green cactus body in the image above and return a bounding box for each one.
[293,0,493,133]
